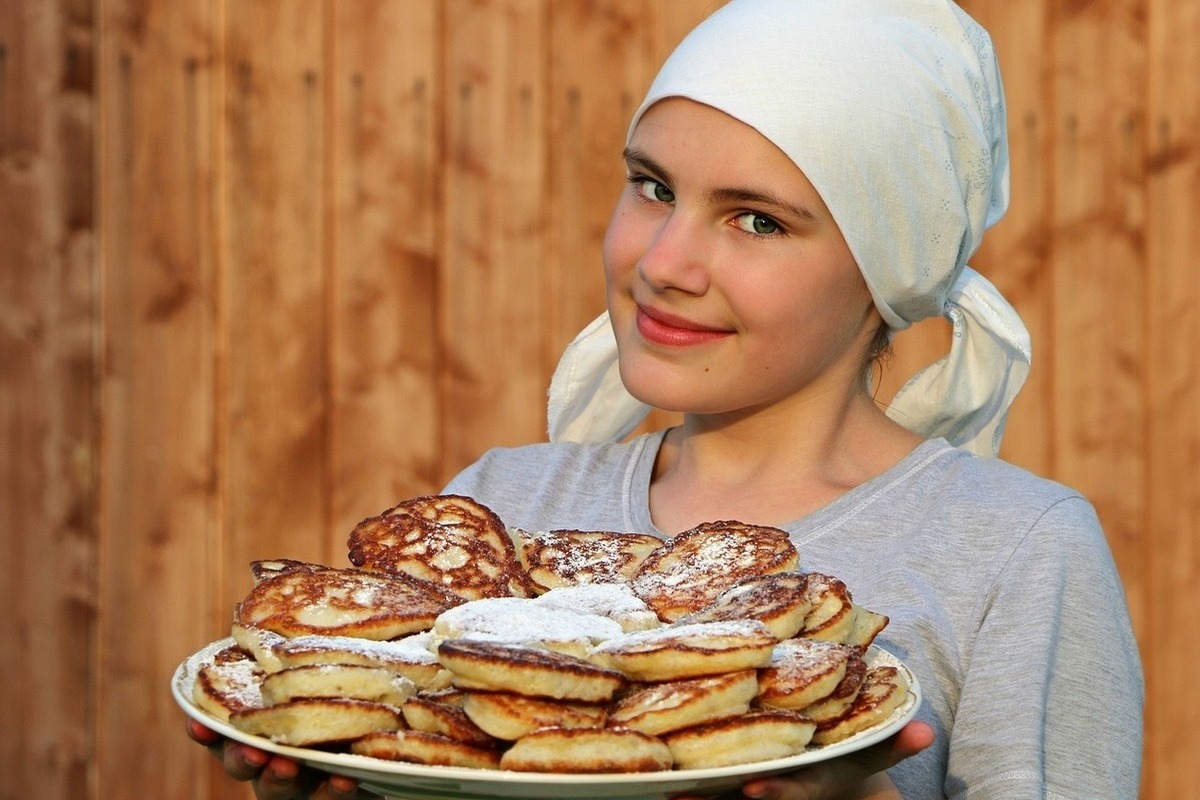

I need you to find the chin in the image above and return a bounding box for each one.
[617,359,716,415]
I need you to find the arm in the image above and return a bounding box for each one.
[945,497,1144,798]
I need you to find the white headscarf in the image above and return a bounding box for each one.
[547,0,1031,457]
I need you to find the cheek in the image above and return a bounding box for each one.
[601,223,622,285]
[738,259,871,347]
[601,201,648,286]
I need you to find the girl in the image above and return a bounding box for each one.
[190,1,1143,797]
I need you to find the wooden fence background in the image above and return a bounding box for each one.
[2,0,1196,797]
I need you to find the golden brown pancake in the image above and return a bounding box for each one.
[235,565,462,641]
[191,646,265,722]
[348,494,535,599]
[437,639,625,702]
[800,648,868,723]
[260,663,415,707]
[589,619,777,681]
[810,665,910,745]
[230,697,403,746]
[755,637,857,710]
[430,596,623,657]
[607,669,760,736]
[461,691,608,741]
[268,630,451,690]
[631,521,799,622]
[663,709,817,769]
[514,528,663,593]
[499,728,673,773]
[841,605,890,648]
[401,692,498,746]
[799,572,856,641]
[248,558,328,585]
[679,572,813,640]
[351,729,503,770]
[229,623,287,673]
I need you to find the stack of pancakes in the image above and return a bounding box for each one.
[193,494,910,772]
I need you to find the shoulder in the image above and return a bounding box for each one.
[863,440,1110,573]
[911,441,1095,526]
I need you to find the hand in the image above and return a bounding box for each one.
[186,718,380,800]
[671,720,935,800]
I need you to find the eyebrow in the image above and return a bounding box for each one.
[623,147,818,222]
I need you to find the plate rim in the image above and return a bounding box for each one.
[173,636,921,794]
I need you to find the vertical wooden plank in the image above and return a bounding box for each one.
[1049,0,1148,700]
[223,0,330,585]
[96,0,222,796]
[649,0,715,59]
[329,0,441,532]
[960,0,1055,474]
[440,0,549,472]
[545,0,658,436]
[1145,0,1200,794]
[546,0,656,362]
[0,0,97,797]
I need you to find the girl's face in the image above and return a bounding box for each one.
[603,97,880,419]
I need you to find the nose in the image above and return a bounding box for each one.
[636,209,711,295]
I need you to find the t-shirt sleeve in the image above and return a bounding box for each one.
[944,496,1144,799]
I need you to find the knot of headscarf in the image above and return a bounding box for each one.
[548,0,1032,456]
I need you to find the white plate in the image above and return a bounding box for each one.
[173,637,921,800]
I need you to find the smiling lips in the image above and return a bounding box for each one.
[635,305,733,347]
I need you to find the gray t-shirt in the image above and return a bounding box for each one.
[444,432,1144,799]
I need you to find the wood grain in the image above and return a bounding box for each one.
[96,0,223,796]
[8,1,1199,797]
[329,0,442,535]
[1145,1,1200,795]
[439,0,551,470]
[1,1,96,797]
[222,0,331,585]
[546,0,648,358]
[1049,0,1148,630]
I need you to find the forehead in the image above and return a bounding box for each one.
[632,98,777,154]
[628,98,831,214]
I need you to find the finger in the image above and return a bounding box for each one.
[886,720,936,760]
[186,718,233,764]
[308,774,376,800]
[251,755,311,800]
[185,718,221,747]
[845,720,935,774]
[223,741,270,783]
[740,721,935,800]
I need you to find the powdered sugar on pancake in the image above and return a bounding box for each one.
[431,597,624,648]
[535,584,662,631]
[637,534,757,589]
[525,530,632,581]
[629,522,799,621]
[591,619,774,654]
[193,649,266,718]
[274,632,440,665]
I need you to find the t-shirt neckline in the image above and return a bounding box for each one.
[625,431,955,537]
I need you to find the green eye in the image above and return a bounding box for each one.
[735,212,781,235]
[630,175,675,204]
